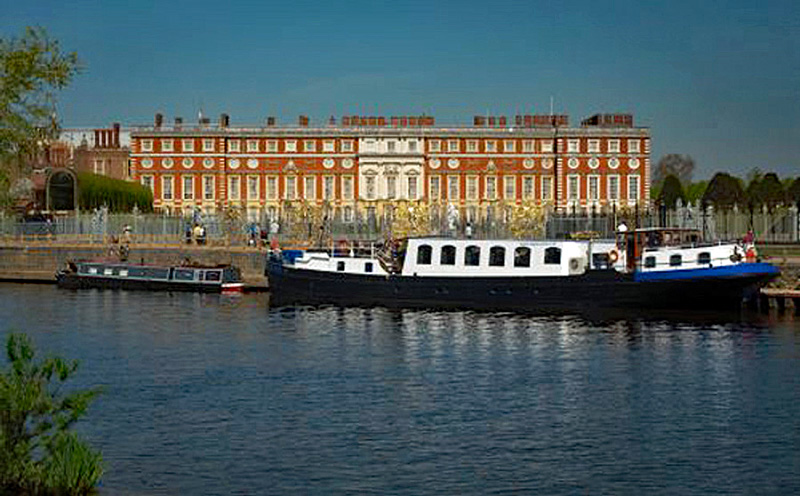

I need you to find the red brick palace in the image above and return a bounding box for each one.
[130,113,650,221]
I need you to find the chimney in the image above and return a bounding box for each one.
[299,115,309,127]
[199,117,211,127]
[113,123,120,148]
[266,116,276,126]
[220,113,230,128]
[155,113,163,129]
[175,117,183,130]
[329,115,336,126]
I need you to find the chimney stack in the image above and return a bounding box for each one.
[175,117,183,129]
[113,123,120,148]
[155,113,164,128]
[220,113,230,128]
[266,116,276,126]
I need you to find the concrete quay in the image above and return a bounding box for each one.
[0,240,268,291]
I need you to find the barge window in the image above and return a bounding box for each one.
[644,256,656,268]
[514,247,531,267]
[147,268,170,279]
[544,247,561,265]
[465,245,481,266]
[670,254,682,267]
[697,252,711,265]
[337,261,345,271]
[417,245,432,265]
[489,246,506,267]
[104,268,113,276]
[205,271,221,281]
[128,267,147,278]
[174,269,196,281]
[441,245,456,265]
[365,262,373,273]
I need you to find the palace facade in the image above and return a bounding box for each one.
[130,113,650,222]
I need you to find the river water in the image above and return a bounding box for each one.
[1,282,799,495]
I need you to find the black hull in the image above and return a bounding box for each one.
[267,259,775,313]
[56,273,233,293]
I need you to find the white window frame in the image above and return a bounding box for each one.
[466,176,478,200]
[141,139,153,152]
[387,140,396,153]
[542,176,553,201]
[304,140,316,152]
[228,176,240,201]
[267,140,278,153]
[541,140,554,153]
[504,140,516,153]
[341,140,354,152]
[448,139,459,152]
[285,176,297,200]
[485,140,497,152]
[567,139,580,153]
[323,140,335,152]
[247,175,259,200]
[504,176,516,200]
[567,175,580,202]
[608,139,621,153]
[429,140,441,153]
[304,176,316,200]
[447,175,459,201]
[522,140,534,153]
[203,139,214,152]
[485,176,497,200]
[588,175,600,201]
[228,140,240,152]
[266,176,278,200]
[323,176,335,200]
[522,176,535,200]
[628,175,640,202]
[342,176,354,200]
[141,175,154,193]
[246,140,259,153]
[608,175,620,201]
[162,176,174,200]
[285,140,297,153]
[588,139,600,153]
[429,176,441,200]
[408,140,418,153]
[407,176,418,199]
[203,175,215,200]
[364,176,376,200]
[182,139,194,152]
[628,139,641,153]
[183,176,194,200]
[162,139,173,152]
[467,140,478,152]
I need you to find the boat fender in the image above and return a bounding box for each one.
[569,258,581,271]
[745,245,757,262]
[609,250,619,264]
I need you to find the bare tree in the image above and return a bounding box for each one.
[653,154,695,185]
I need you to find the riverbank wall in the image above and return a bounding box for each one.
[0,242,268,289]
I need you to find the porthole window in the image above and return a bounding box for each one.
[441,245,456,265]
[542,158,553,169]
[430,158,441,169]
[182,158,193,168]
[628,158,640,169]
[489,246,506,267]
[588,157,599,169]
[568,157,579,169]
[202,158,214,169]
[544,247,561,265]
[464,245,481,266]
[644,256,656,268]
[323,158,335,169]
[417,244,432,265]
[514,247,531,267]
[523,158,534,169]
[697,252,711,265]
[670,254,682,267]
[247,158,258,169]
[448,158,460,169]
[229,159,240,169]
[141,158,153,168]
[608,158,620,169]
[342,158,354,169]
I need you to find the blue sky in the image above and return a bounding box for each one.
[2,0,798,179]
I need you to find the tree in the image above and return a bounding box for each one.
[0,27,80,207]
[685,180,708,204]
[658,174,685,209]
[746,172,786,213]
[703,172,744,210]
[653,154,695,185]
[787,177,800,207]
[0,333,103,494]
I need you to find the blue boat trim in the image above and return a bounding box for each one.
[633,262,779,282]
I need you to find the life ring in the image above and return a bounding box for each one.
[608,250,619,264]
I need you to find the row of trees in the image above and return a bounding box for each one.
[656,171,800,211]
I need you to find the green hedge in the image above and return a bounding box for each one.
[78,173,153,212]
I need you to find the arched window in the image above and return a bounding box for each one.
[544,247,561,265]
[441,245,456,265]
[670,254,682,267]
[514,247,531,267]
[489,246,506,267]
[697,252,711,265]
[465,245,481,266]
[417,244,432,265]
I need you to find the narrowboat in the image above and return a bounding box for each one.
[267,228,779,313]
[56,260,244,293]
